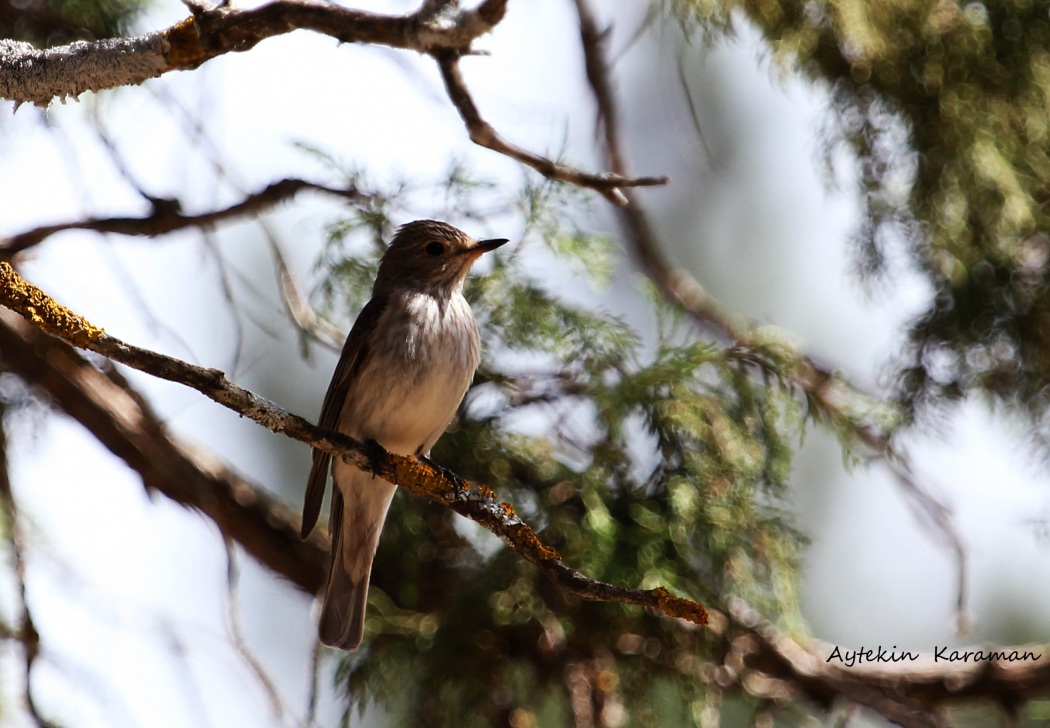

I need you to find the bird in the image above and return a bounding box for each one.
[301,219,508,650]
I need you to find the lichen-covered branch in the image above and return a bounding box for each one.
[0,33,168,109]
[0,178,370,258]
[0,261,708,626]
[0,306,329,595]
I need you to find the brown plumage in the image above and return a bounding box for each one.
[302,219,507,650]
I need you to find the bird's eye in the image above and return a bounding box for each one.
[425,241,446,256]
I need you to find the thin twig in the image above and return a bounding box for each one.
[306,640,323,728]
[570,0,741,337]
[1,0,663,203]
[0,179,368,257]
[0,403,58,728]
[568,0,971,630]
[883,454,971,631]
[435,53,667,206]
[221,539,291,725]
[265,224,344,352]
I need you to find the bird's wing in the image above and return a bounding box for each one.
[301,295,388,539]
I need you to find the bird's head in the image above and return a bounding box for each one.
[373,219,508,294]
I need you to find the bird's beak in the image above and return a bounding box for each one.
[470,237,509,255]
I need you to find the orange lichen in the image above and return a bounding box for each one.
[0,262,104,346]
[652,586,709,626]
[507,523,561,562]
[387,448,561,561]
[164,16,208,69]
[391,455,450,500]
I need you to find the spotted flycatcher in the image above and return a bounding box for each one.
[300,219,508,650]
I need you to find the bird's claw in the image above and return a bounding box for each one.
[364,438,386,479]
[420,455,467,500]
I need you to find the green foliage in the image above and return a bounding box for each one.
[679,0,1050,433]
[311,166,807,725]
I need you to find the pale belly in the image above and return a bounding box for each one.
[337,290,480,456]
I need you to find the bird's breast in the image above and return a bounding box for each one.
[338,291,480,455]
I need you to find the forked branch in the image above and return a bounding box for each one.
[0,0,665,202]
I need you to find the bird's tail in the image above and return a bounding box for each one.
[318,471,397,650]
[318,527,370,650]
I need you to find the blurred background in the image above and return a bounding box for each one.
[2,0,1050,726]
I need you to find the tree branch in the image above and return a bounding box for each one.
[717,600,1050,727]
[569,0,971,633]
[570,1,916,456]
[0,400,58,728]
[0,0,666,202]
[435,53,668,205]
[570,0,769,344]
[0,1,493,107]
[0,178,370,258]
[0,305,329,595]
[0,260,709,627]
[559,0,1036,722]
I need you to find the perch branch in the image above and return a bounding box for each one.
[0,261,708,627]
[0,306,330,594]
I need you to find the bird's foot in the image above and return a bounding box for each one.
[363,438,387,479]
[419,455,467,500]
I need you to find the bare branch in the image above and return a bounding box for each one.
[0,0,666,205]
[0,401,59,728]
[568,0,974,630]
[883,454,971,631]
[0,178,368,258]
[0,0,504,107]
[0,260,708,627]
[570,0,749,339]
[435,53,667,204]
[265,224,345,352]
[221,540,291,725]
[568,0,898,451]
